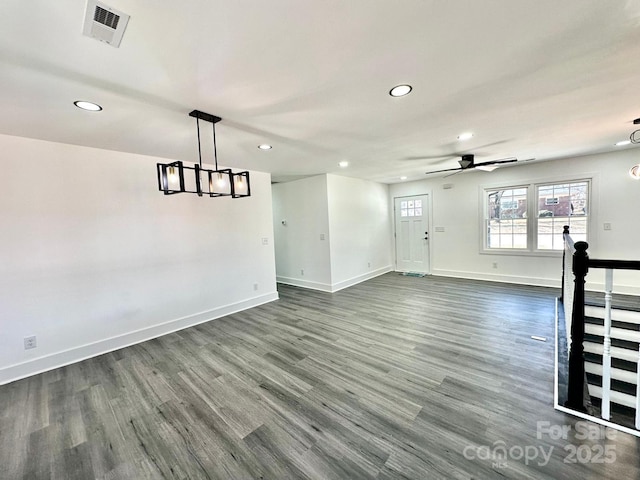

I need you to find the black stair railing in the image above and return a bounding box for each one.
[564,240,640,414]
[565,241,589,412]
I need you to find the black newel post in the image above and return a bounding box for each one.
[560,225,570,302]
[565,241,589,412]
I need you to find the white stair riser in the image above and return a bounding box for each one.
[585,324,640,343]
[585,305,640,325]
[584,342,638,363]
[585,362,637,385]
[588,385,637,409]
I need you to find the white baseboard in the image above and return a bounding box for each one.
[432,269,561,288]
[0,292,279,386]
[431,268,640,295]
[277,266,392,293]
[276,276,333,292]
[329,266,392,292]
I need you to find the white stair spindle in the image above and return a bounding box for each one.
[601,268,613,421]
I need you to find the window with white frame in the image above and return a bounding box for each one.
[483,179,590,253]
[536,181,589,250]
[486,187,528,249]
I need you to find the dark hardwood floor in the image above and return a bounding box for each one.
[1,273,639,479]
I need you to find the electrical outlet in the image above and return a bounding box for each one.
[492,262,498,269]
[320,233,325,240]
[261,237,269,245]
[24,335,37,350]
[603,223,612,231]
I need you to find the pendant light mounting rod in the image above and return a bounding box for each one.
[189,110,221,124]
[190,110,222,169]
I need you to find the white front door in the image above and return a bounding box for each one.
[394,195,430,274]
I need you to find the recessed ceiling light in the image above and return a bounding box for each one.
[457,132,474,141]
[400,176,408,180]
[338,161,349,168]
[389,84,412,97]
[258,144,272,150]
[74,100,102,111]
[615,140,631,146]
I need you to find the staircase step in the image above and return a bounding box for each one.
[586,373,637,396]
[585,316,640,332]
[584,350,637,372]
[585,323,640,344]
[585,302,640,315]
[584,341,639,363]
[585,304,640,323]
[584,362,636,386]
[584,333,639,351]
[588,385,638,409]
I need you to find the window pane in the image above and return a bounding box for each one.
[408,208,415,217]
[401,209,407,217]
[401,201,407,209]
[407,200,414,208]
[513,218,527,248]
[415,208,422,216]
[486,187,528,249]
[536,181,588,250]
[415,200,422,208]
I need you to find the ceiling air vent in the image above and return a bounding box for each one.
[82,1,130,47]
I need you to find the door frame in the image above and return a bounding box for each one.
[393,192,433,274]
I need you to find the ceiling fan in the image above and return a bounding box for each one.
[426,154,517,177]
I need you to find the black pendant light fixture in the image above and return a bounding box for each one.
[156,110,251,198]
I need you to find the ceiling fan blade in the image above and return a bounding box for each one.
[443,169,464,178]
[474,157,518,166]
[425,167,462,175]
[475,165,499,172]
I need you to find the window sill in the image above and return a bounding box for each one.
[480,249,563,258]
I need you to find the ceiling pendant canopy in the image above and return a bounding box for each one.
[156,110,251,198]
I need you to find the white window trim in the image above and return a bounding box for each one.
[533,179,591,253]
[479,174,596,257]
[482,183,530,254]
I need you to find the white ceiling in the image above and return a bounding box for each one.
[1,0,640,184]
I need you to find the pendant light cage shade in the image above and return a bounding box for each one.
[232,171,251,198]
[156,110,251,199]
[207,168,233,196]
[157,161,186,194]
[630,164,640,180]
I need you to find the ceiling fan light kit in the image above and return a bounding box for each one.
[156,110,251,198]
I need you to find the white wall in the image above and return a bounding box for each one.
[389,149,640,294]
[272,175,332,290]
[272,174,392,292]
[0,134,278,384]
[327,174,392,290]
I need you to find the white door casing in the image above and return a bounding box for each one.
[394,195,430,274]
